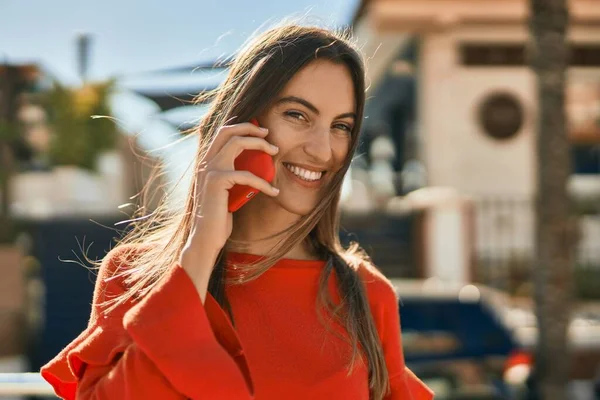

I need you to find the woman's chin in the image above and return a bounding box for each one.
[271,192,318,217]
[243,192,315,218]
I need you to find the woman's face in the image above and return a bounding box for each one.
[257,59,356,216]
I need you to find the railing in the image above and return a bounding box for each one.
[472,196,600,298]
[0,373,57,397]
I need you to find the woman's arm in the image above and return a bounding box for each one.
[76,343,187,400]
[77,263,254,400]
[42,246,254,400]
[380,285,434,400]
[366,274,434,400]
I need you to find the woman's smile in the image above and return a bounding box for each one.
[281,162,326,189]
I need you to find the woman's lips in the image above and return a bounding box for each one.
[281,163,325,189]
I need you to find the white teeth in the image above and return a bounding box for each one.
[285,163,323,182]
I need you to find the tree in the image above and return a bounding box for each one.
[42,80,119,171]
[529,0,576,399]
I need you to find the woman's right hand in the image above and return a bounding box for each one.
[180,121,280,287]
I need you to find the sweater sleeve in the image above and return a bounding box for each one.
[377,283,434,400]
[358,264,434,400]
[40,245,254,400]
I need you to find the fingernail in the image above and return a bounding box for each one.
[271,144,279,152]
[260,127,269,133]
[272,187,280,194]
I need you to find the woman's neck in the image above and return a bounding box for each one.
[229,199,318,260]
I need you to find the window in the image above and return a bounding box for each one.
[477,92,524,140]
[460,44,600,67]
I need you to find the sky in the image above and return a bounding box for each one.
[1,0,361,204]
[1,0,358,82]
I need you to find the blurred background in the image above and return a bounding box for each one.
[1,0,599,399]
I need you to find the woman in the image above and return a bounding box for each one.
[41,24,434,400]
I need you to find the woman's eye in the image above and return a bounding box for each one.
[284,111,306,121]
[334,123,352,133]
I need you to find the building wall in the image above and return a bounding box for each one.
[420,30,536,196]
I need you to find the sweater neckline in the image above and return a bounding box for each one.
[225,252,326,269]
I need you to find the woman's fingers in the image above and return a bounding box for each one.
[195,122,274,191]
[205,170,280,197]
[218,135,279,163]
[205,122,269,161]
[220,121,268,137]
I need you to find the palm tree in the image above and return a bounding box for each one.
[529,0,575,398]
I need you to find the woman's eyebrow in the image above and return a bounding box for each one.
[274,95,356,120]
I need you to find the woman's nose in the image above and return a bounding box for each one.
[303,127,332,164]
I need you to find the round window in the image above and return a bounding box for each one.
[477,92,524,140]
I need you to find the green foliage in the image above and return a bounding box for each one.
[43,80,119,171]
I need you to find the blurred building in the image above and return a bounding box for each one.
[353,0,600,292]
[10,133,165,218]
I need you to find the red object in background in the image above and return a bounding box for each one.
[504,350,533,372]
[227,118,275,212]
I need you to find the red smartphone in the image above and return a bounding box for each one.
[227,118,276,213]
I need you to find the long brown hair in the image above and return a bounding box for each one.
[101,22,390,399]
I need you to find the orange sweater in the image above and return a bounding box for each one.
[41,245,433,400]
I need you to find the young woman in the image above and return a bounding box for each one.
[41,24,434,400]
